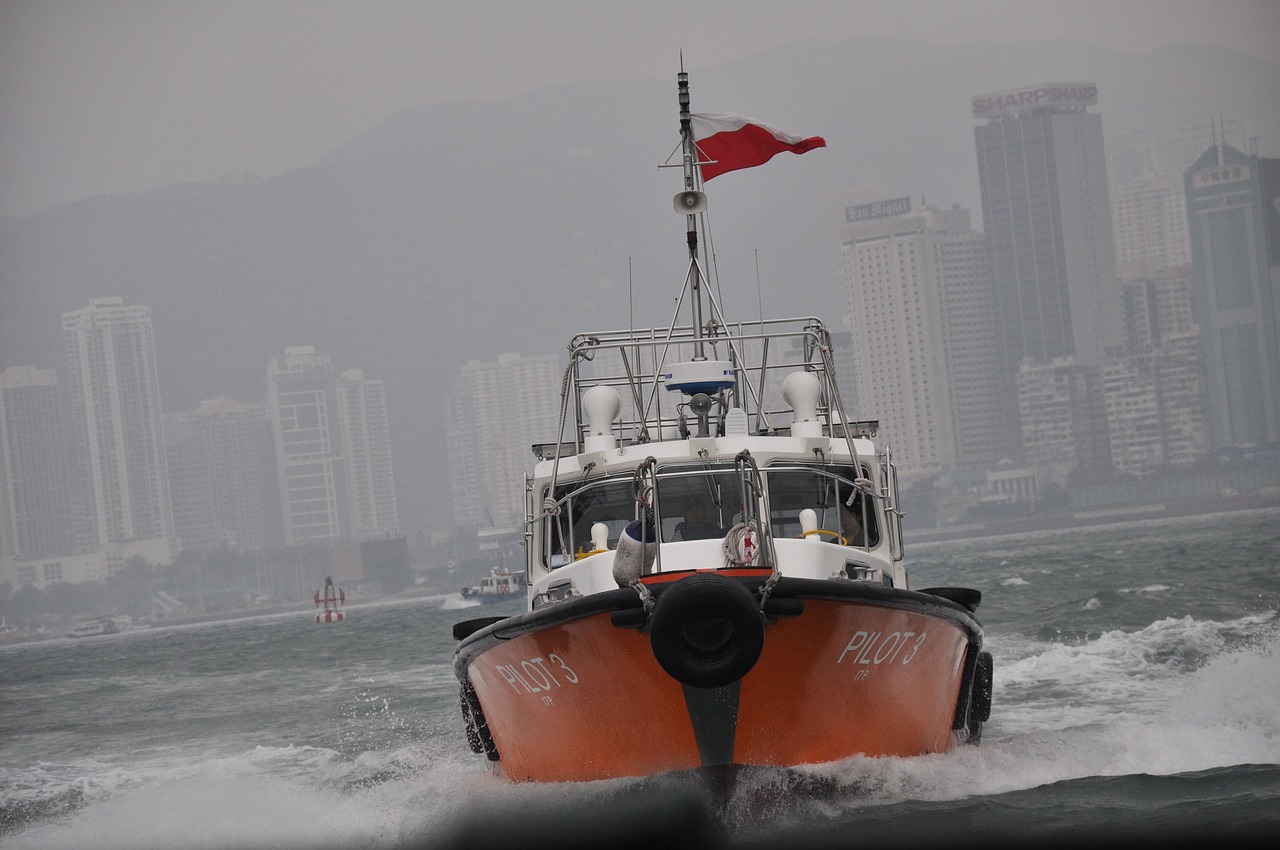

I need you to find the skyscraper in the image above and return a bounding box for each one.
[166,397,282,552]
[446,353,562,530]
[973,83,1123,459]
[1184,144,1280,448]
[1110,170,1192,279]
[1017,358,1109,474]
[0,366,76,561]
[62,297,175,562]
[336,369,399,540]
[839,199,1004,477]
[191,397,282,551]
[163,411,223,551]
[268,346,345,545]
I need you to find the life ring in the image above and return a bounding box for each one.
[800,528,847,544]
[648,573,766,689]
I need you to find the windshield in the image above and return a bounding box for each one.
[541,462,878,567]
[764,465,879,547]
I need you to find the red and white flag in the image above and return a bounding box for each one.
[690,113,826,181]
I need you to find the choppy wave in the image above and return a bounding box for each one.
[3,512,1279,848]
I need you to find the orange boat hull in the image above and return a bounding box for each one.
[457,577,982,782]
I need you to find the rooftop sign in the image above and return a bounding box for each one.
[845,196,911,223]
[1191,164,1251,189]
[972,83,1097,119]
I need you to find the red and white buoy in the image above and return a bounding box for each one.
[314,576,347,623]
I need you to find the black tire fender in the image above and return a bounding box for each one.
[972,650,994,723]
[648,573,766,689]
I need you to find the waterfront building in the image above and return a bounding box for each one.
[1184,144,1280,449]
[267,346,345,545]
[336,369,399,540]
[1121,266,1197,351]
[1016,357,1110,479]
[1103,332,1209,476]
[840,199,1004,477]
[163,412,223,551]
[61,297,175,565]
[972,83,1123,460]
[166,397,282,552]
[0,367,76,562]
[446,353,562,530]
[1111,170,1192,280]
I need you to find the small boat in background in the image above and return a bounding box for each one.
[67,615,132,638]
[461,568,527,604]
[314,576,347,623]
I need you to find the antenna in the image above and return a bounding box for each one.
[677,69,707,360]
[755,249,765,327]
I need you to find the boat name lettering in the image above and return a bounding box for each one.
[837,630,926,666]
[494,653,579,694]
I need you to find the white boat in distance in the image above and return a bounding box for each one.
[461,569,527,603]
[67,615,133,638]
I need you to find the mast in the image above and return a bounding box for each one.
[677,70,708,361]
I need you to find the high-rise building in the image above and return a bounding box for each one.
[164,412,223,551]
[166,397,282,552]
[1111,170,1192,280]
[973,83,1123,460]
[839,199,1004,477]
[0,367,76,561]
[336,369,399,540]
[1121,266,1197,352]
[1016,358,1110,477]
[62,297,175,564]
[446,353,563,530]
[1184,144,1280,449]
[1097,268,1209,475]
[1167,121,1246,184]
[1103,331,1208,475]
[1106,129,1159,189]
[267,346,345,545]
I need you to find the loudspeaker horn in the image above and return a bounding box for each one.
[673,190,707,215]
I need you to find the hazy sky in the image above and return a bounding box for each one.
[2,0,1277,217]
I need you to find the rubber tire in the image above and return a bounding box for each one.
[648,573,766,689]
[972,650,994,723]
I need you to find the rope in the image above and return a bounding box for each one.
[722,521,760,567]
[629,579,655,615]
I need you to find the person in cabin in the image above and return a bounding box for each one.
[674,497,723,540]
[838,488,877,547]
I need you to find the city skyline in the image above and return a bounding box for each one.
[1,91,1276,584]
[1,309,403,591]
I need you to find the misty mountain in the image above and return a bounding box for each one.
[2,36,1277,536]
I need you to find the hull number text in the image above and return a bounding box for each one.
[837,630,926,667]
[493,653,579,694]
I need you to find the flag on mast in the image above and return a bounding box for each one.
[691,113,826,181]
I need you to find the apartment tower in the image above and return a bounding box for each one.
[1184,143,1280,449]
[973,83,1123,459]
[839,199,1004,477]
[61,297,175,561]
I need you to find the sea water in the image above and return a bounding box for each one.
[2,507,1278,848]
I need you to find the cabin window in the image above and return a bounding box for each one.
[764,465,879,547]
[655,469,743,542]
[542,477,638,567]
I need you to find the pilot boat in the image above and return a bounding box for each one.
[461,568,527,604]
[451,71,992,784]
